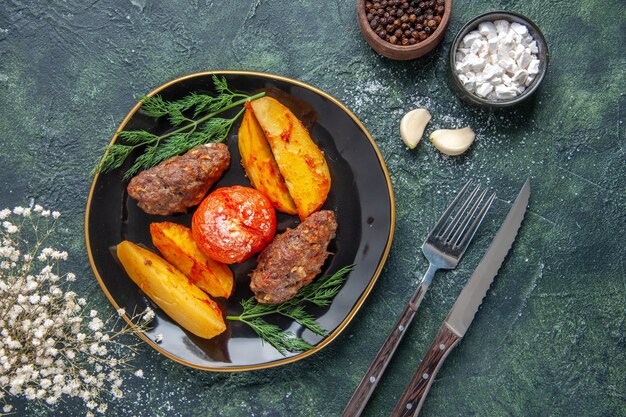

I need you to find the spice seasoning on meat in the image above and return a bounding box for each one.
[365,0,445,46]
[250,210,338,304]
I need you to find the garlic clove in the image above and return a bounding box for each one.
[429,127,476,156]
[400,108,431,149]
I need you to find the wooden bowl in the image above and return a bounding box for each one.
[357,0,452,60]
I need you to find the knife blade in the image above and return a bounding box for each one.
[390,179,530,417]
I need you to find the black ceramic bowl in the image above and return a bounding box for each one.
[448,11,548,108]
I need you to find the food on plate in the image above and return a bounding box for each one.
[249,96,331,220]
[454,20,541,100]
[192,186,276,264]
[127,143,230,216]
[116,240,226,339]
[238,105,298,215]
[400,108,431,149]
[150,222,234,298]
[250,210,338,304]
[94,75,264,179]
[429,127,475,156]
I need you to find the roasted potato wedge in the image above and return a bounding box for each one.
[249,96,331,220]
[150,222,234,298]
[238,106,298,215]
[116,240,226,339]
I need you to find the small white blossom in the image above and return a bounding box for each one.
[0,209,11,219]
[142,307,155,322]
[52,211,61,219]
[134,369,144,378]
[116,308,126,316]
[3,221,18,234]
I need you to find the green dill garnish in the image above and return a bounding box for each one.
[93,75,265,179]
[226,265,354,355]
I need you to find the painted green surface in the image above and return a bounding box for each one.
[0,0,624,416]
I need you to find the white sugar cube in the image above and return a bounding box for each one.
[482,63,499,80]
[468,55,487,71]
[527,59,541,75]
[487,37,499,53]
[490,76,503,86]
[512,69,529,85]
[518,51,532,69]
[478,22,498,39]
[470,39,482,54]
[502,74,512,86]
[475,83,493,97]
[528,41,539,54]
[498,57,516,73]
[495,84,519,99]
[494,20,510,35]
[510,22,529,36]
[462,31,483,47]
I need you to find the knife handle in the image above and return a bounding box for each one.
[342,281,429,417]
[390,323,461,417]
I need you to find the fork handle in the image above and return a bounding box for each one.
[342,279,431,417]
[390,323,461,417]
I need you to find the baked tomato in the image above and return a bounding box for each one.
[192,186,276,264]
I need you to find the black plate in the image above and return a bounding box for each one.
[85,71,395,371]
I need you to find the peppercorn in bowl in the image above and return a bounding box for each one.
[448,11,548,108]
[357,0,452,60]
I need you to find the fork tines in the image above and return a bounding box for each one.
[431,180,495,253]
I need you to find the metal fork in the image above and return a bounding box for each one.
[342,181,496,417]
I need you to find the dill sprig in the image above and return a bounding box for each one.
[226,265,354,355]
[93,75,265,179]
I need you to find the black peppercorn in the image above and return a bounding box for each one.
[364,0,444,46]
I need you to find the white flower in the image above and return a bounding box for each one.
[0,208,11,219]
[3,404,13,412]
[88,317,103,331]
[12,206,25,215]
[134,369,144,378]
[3,221,18,234]
[96,403,108,413]
[65,272,76,282]
[33,204,43,212]
[52,211,61,219]
[142,306,155,322]
[116,308,126,316]
[89,310,98,318]
[41,210,51,218]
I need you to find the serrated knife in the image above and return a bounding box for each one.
[390,179,530,417]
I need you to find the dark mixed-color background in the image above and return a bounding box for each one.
[0,1,623,416]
